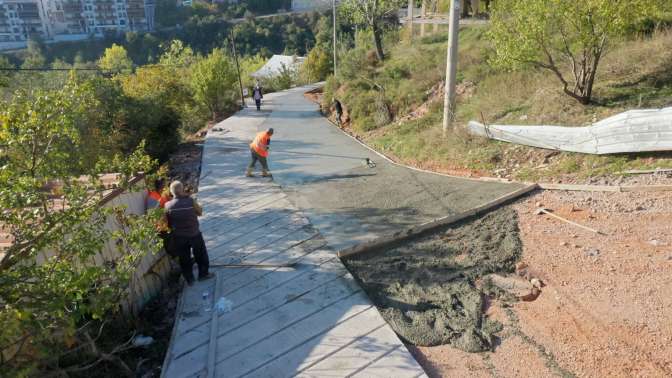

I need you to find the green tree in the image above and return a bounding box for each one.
[340,0,405,60]
[98,44,134,74]
[489,0,669,104]
[0,78,159,375]
[159,39,197,67]
[21,39,46,69]
[0,55,13,87]
[301,47,332,82]
[190,48,238,120]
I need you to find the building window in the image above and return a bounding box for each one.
[88,20,94,26]
[119,19,125,25]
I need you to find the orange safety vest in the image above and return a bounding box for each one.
[250,131,271,158]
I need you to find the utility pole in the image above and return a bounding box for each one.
[442,0,460,133]
[333,0,337,76]
[230,31,246,108]
[407,0,413,39]
[420,0,426,37]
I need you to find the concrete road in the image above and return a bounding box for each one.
[253,86,524,250]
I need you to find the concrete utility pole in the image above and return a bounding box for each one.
[407,0,413,38]
[442,0,460,133]
[333,0,337,76]
[230,32,246,108]
[420,0,426,37]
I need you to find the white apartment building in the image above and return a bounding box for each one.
[291,0,337,12]
[0,0,154,46]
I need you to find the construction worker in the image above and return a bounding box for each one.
[146,178,171,210]
[146,178,174,255]
[246,128,274,178]
[164,180,212,285]
[333,98,343,126]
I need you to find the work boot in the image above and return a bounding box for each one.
[261,170,272,178]
[245,168,254,177]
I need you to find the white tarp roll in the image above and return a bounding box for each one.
[467,107,672,155]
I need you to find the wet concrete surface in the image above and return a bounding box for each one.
[259,86,526,250]
[343,207,523,352]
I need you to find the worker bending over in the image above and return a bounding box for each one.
[246,128,274,178]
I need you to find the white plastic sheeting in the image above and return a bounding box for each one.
[468,107,672,154]
[251,55,306,79]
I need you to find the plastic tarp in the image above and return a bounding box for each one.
[467,107,672,154]
[251,55,306,79]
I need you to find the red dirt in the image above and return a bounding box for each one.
[411,189,672,377]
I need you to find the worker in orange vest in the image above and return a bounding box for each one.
[246,128,274,177]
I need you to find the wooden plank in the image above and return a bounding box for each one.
[538,183,621,192]
[206,272,222,378]
[297,325,403,378]
[215,292,372,378]
[217,261,351,336]
[538,183,672,192]
[338,184,538,258]
[349,346,429,378]
[214,233,325,283]
[251,308,388,378]
[218,259,345,318]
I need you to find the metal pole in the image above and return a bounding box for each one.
[333,0,337,76]
[230,32,246,108]
[442,0,460,133]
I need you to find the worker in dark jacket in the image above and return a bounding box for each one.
[252,82,263,111]
[164,181,212,285]
[246,128,273,178]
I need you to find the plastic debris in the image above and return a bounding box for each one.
[132,335,154,347]
[215,297,234,314]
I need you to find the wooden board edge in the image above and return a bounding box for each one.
[337,184,538,259]
[206,272,222,378]
[160,280,188,378]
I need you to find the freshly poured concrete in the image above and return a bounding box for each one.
[162,85,524,378]
[267,86,525,250]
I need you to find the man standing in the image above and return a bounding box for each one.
[165,181,212,285]
[246,128,274,178]
[252,81,263,111]
[333,98,343,126]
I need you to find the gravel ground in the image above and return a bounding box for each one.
[410,189,672,377]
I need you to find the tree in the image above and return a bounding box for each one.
[340,0,405,60]
[21,39,46,69]
[159,39,197,67]
[489,0,669,104]
[98,44,134,74]
[0,78,159,375]
[0,55,13,87]
[190,48,238,120]
[302,47,332,82]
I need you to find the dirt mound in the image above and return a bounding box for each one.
[343,207,522,352]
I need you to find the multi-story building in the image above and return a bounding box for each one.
[0,0,154,48]
[0,0,49,42]
[291,0,337,12]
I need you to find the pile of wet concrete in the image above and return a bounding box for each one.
[342,207,523,352]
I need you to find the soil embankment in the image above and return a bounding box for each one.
[343,207,523,352]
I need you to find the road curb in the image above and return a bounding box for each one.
[316,95,672,194]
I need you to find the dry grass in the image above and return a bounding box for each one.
[335,26,672,182]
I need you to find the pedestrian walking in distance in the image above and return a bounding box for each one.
[253,81,263,111]
[164,181,213,285]
[246,128,274,178]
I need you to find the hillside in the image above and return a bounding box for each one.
[323,26,672,182]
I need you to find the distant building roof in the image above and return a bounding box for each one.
[251,55,306,79]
